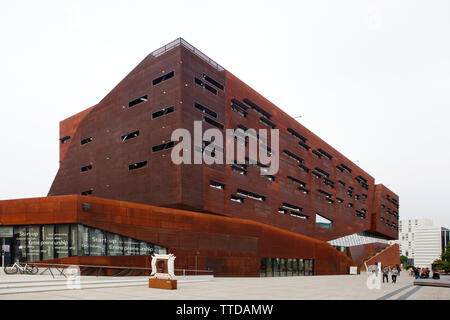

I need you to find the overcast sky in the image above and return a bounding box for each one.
[0,1,449,228]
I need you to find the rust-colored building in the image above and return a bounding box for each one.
[0,38,399,276]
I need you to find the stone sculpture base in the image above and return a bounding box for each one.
[149,278,177,290]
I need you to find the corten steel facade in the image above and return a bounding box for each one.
[0,38,399,276]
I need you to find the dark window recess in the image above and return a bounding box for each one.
[282,203,303,212]
[287,176,307,188]
[316,214,333,229]
[121,130,139,142]
[80,165,92,172]
[194,77,217,95]
[278,208,288,214]
[299,187,310,194]
[362,194,368,199]
[336,165,344,172]
[338,180,346,187]
[203,116,224,129]
[202,73,224,90]
[287,128,307,143]
[348,203,354,208]
[237,189,266,201]
[290,212,309,219]
[317,148,333,160]
[340,164,352,173]
[283,150,303,163]
[312,150,322,158]
[336,197,344,203]
[355,210,366,219]
[299,164,310,173]
[323,178,335,188]
[128,95,148,108]
[259,117,276,129]
[318,189,332,199]
[209,180,225,190]
[231,164,247,175]
[314,167,330,177]
[298,141,311,151]
[152,71,174,86]
[312,171,322,179]
[230,195,244,203]
[60,136,71,144]
[81,190,92,196]
[357,175,368,183]
[152,141,175,152]
[261,174,275,181]
[194,102,217,118]
[231,99,248,117]
[128,161,148,171]
[81,137,93,145]
[152,106,174,119]
[243,98,272,119]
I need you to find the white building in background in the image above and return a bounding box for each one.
[414,226,450,269]
[396,218,433,261]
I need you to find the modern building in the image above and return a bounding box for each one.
[396,218,433,263]
[0,38,400,276]
[414,226,449,269]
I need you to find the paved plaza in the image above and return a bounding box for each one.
[0,272,448,300]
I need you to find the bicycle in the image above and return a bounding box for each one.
[4,261,39,275]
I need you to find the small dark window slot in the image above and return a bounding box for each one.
[290,212,309,219]
[336,198,344,203]
[60,136,71,144]
[128,161,148,171]
[203,116,224,129]
[81,137,93,145]
[317,148,333,160]
[81,190,92,196]
[259,117,276,129]
[152,141,175,152]
[210,180,225,190]
[121,130,140,142]
[152,71,174,86]
[312,171,321,179]
[357,175,368,183]
[288,176,307,188]
[278,208,288,214]
[336,165,344,172]
[338,180,346,187]
[261,174,275,181]
[242,98,272,119]
[282,202,303,212]
[287,128,307,143]
[237,188,266,202]
[298,141,311,151]
[340,164,352,173]
[315,167,330,177]
[299,164,310,173]
[128,95,148,108]
[231,104,247,117]
[299,187,310,194]
[230,195,244,203]
[80,165,92,172]
[152,106,174,119]
[194,102,217,118]
[231,99,249,110]
[312,150,322,159]
[283,150,303,163]
[194,77,217,95]
[318,189,332,198]
[203,73,224,90]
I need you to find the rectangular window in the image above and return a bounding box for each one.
[194,77,217,95]
[317,148,333,160]
[230,195,244,203]
[128,161,148,170]
[283,150,303,163]
[194,102,217,118]
[340,164,352,173]
[298,141,311,151]
[61,136,71,144]
[237,189,266,201]
[121,130,139,142]
[81,137,93,145]
[231,99,248,117]
[338,180,346,187]
[299,164,310,173]
[318,189,332,199]
[299,187,310,194]
[314,167,330,177]
[203,73,224,90]
[287,176,307,188]
[209,180,225,190]
[81,190,92,196]
[203,116,224,129]
[80,164,92,172]
[152,71,174,86]
[231,164,247,175]
[152,141,175,152]
[282,202,303,212]
[128,95,148,108]
[152,106,174,119]
[243,98,272,119]
[287,128,307,143]
[290,212,309,219]
[259,117,276,129]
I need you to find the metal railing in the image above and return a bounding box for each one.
[24,262,213,279]
[151,38,225,72]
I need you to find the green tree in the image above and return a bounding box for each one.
[433,242,450,273]
[400,255,408,265]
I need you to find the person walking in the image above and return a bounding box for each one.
[391,267,398,283]
[382,266,389,283]
[397,265,401,277]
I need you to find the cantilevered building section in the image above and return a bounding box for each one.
[0,38,400,276]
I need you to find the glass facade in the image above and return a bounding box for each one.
[260,258,314,277]
[7,224,167,263]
